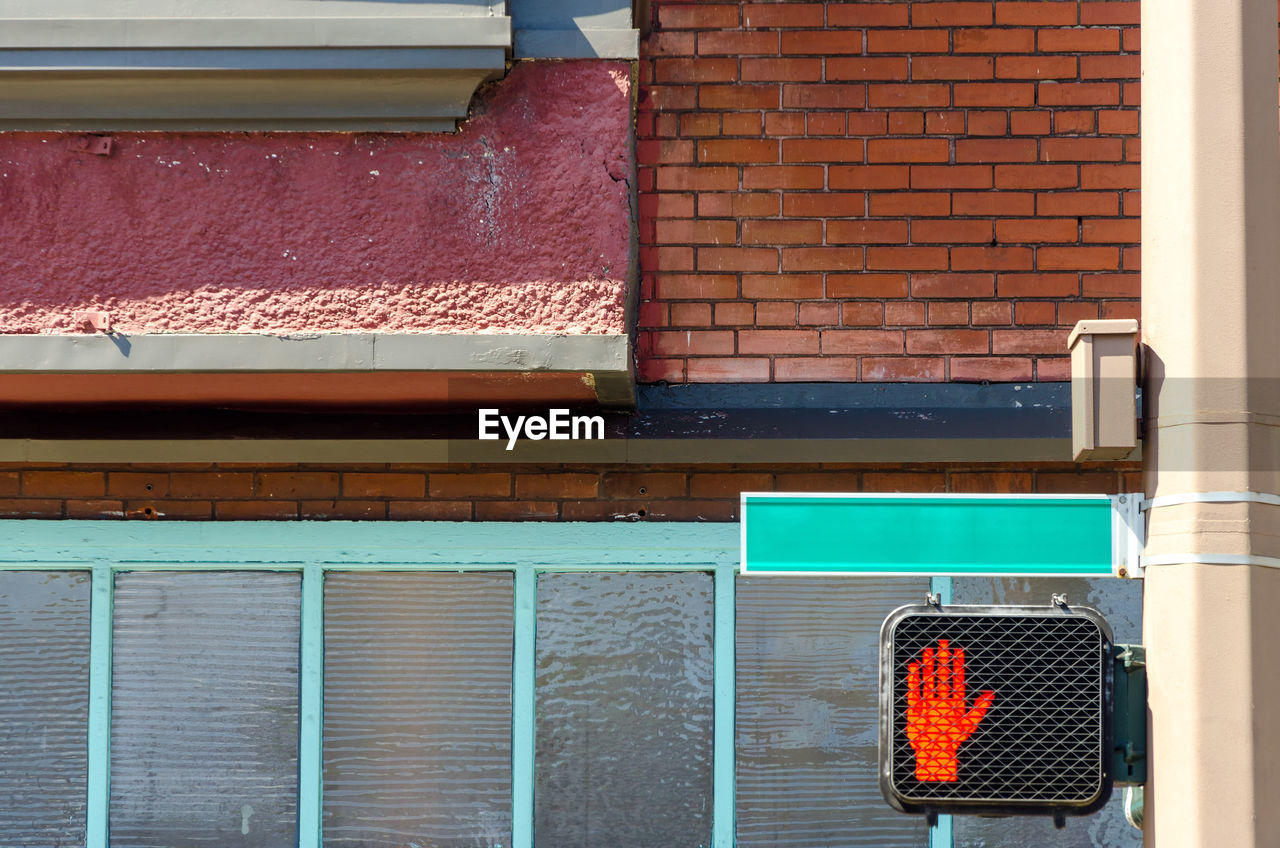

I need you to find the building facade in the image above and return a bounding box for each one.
[0,1,1152,846]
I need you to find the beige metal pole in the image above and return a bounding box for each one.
[1141,0,1280,844]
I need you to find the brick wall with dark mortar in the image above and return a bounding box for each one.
[636,0,1141,383]
[0,462,1140,521]
[0,1,1153,519]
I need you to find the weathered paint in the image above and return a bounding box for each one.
[298,563,324,848]
[0,370,604,407]
[0,521,741,567]
[712,562,736,848]
[6,522,737,847]
[0,61,632,336]
[0,331,633,407]
[86,564,112,848]
[512,564,536,848]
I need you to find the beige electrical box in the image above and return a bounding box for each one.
[1069,319,1139,461]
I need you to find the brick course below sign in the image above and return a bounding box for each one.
[0,462,1139,521]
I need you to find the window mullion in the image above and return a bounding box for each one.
[712,563,737,848]
[86,563,113,848]
[512,565,536,848]
[298,563,324,848]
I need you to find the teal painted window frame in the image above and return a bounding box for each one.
[3,521,961,848]
[1,522,741,848]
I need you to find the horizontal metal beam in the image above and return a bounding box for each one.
[0,16,512,49]
[0,15,511,130]
[0,382,1145,463]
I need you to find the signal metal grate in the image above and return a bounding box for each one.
[887,613,1108,807]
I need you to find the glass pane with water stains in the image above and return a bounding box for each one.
[950,575,1143,848]
[535,571,714,848]
[736,576,931,848]
[109,572,300,848]
[0,571,90,848]
[322,572,514,848]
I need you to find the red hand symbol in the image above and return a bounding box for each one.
[905,639,995,782]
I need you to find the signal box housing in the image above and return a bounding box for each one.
[879,604,1114,819]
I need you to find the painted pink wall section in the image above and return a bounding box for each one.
[0,61,632,335]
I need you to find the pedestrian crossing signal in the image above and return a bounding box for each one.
[879,603,1113,819]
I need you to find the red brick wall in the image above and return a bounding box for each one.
[0,462,1139,521]
[636,1,1141,384]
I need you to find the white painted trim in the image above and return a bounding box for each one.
[1142,554,1280,569]
[1143,491,1280,510]
[0,333,631,374]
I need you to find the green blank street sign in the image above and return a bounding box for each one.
[741,494,1126,576]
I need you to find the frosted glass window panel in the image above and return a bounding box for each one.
[110,572,301,848]
[950,576,1143,848]
[0,571,90,847]
[535,572,714,848]
[736,576,930,848]
[950,576,1141,642]
[322,572,514,848]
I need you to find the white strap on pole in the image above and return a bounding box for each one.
[1141,491,1280,569]
[1142,491,1280,510]
[1143,553,1280,569]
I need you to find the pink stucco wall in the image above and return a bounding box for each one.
[0,61,632,335]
